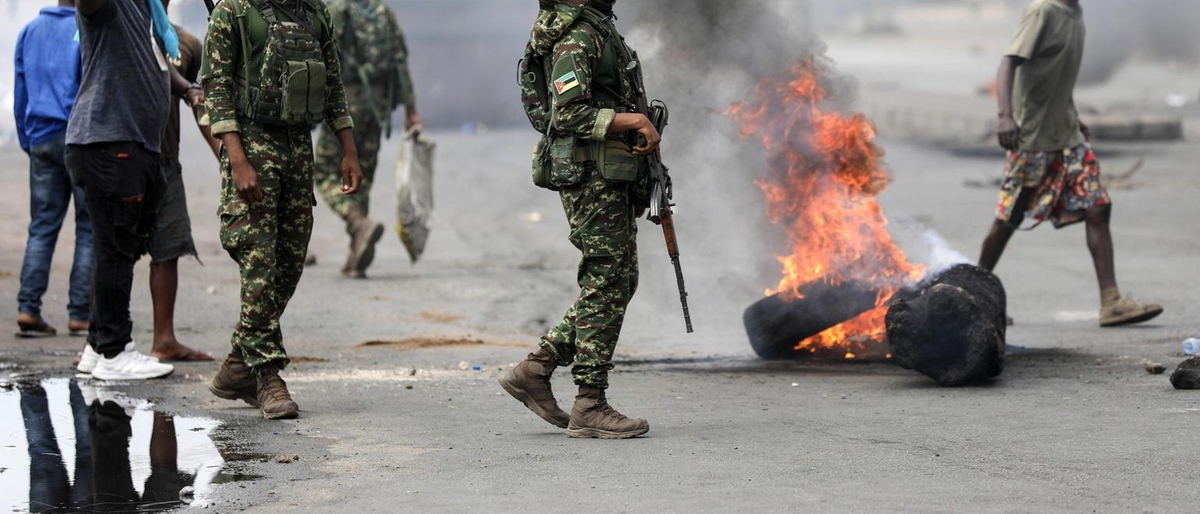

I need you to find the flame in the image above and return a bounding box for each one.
[729,57,925,359]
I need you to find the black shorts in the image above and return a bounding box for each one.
[150,158,198,264]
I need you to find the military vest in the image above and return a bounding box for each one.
[228,0,329,127]
[524,7,645,191]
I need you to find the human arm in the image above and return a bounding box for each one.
[170,64,203,110]
[202,2,259,196]
[996,55,1023,152]
[317,3,360,194]
[997,3,1047,151]
[200,1,244,137]
[388,16,420,130]
[219,131,262,202]
[13,31,29,152]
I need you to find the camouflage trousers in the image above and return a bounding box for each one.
[313,105,382,230]
[218,123,316,369]
[539,169,639,389]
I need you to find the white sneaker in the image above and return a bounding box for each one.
[91,342,175,381]
[77,345,99,374]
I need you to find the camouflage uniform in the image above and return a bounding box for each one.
[313,0,415,225]
[201,0,353,369]
[533,0,641,389]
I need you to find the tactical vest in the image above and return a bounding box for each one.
[229,0,328,127]
[335,1,402,105]
[520,7,643,191]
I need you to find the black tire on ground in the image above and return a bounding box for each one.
[743,281,879,360]
[886,264,1007,386]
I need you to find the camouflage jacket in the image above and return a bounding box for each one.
[534,3,638,141]
[200,0,353,135]
[327,0,415,110]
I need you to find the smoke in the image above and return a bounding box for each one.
[620,0,855,338]
[1079,0,1200,84]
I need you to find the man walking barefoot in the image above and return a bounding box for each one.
[980,0,1162,327]
[146,1,220,363]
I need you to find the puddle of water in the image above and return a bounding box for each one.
[0,378,241,512]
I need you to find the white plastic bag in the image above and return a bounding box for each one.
[394,126,437,263]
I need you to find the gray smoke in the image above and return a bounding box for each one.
[1078,0,1200,84]
[618,0,854,338]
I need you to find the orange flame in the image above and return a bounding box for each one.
[729,58,925,359]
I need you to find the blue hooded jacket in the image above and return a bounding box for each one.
[14,7,81,152]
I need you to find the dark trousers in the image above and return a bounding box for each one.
[18,134,93,321]
[66,142,164,357]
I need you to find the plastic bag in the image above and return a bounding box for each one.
[394,126,437,263]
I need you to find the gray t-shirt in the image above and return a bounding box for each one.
[1006,0,1086,152]
[66,0,171,153]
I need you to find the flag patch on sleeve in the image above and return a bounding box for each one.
[554,71,580,94]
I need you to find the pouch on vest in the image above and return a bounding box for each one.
[282,60,327,124]
[549,136,587,188]
[236,0,328,127]
[531,136,557,191]
[596,139,638,183]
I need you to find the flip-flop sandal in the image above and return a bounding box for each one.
[16,321,57,339]
[159,349,216,362]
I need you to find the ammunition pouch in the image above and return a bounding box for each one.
[233,0,328,128]
[531,136,556,191]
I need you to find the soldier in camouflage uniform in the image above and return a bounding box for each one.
[500,0,661,439]
[201,0,362,419]
[312,0,420,278]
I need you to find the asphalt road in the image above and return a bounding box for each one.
[1,112,1198,511]
[3,5,1200,512]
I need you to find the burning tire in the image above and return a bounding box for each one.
[886,264,1007,386]
[743,280,880,360]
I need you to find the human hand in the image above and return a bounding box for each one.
[231,159,263,203]
[340,153,362,195]
[997,115,1022,152]
[632,114,661,156]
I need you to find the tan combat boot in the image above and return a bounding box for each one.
[209,351,259,407]
[343,210,384,279]
[567,386,649,439]
[1099,289,1163,327]
[499,349,570,428]
[256,365,299,420]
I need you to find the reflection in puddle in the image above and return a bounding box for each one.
[0,379,235,512]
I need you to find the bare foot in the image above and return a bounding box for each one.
[151,340,215,362]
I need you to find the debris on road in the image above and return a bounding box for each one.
[1141,360,1167,375]
[1170,358,1200,390]
[275,454,300,464]
[887,265,1007,386]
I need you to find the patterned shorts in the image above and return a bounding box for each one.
[996,142,1111,230]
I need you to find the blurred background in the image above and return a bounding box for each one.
[2,0,1198,142]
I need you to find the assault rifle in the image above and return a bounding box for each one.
[626,58,693,333]
[203,0,216,14]
[643,100,692,334]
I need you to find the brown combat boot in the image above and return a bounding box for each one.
[342,210,384,279]
[567,386,649,439]
[499,349,570,428]
[209,351,259,407]
[256,365,299,420]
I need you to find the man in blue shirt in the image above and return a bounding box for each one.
[13,0,93,339]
